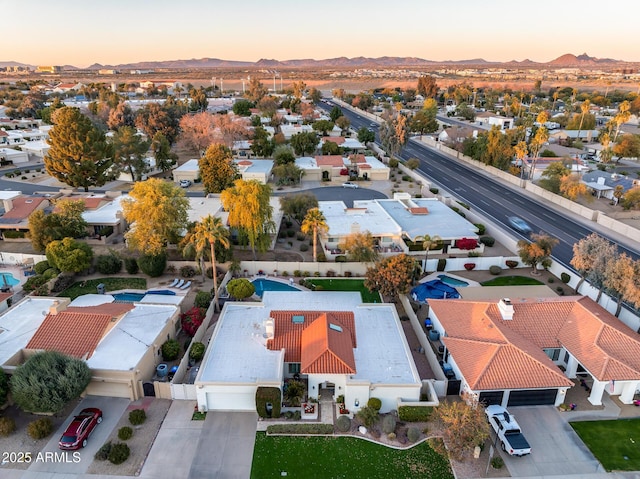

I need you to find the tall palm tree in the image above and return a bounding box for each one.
[576,100,591,143]
[301,208,328,262]
[417,234,442,272]
[184,215,230,311]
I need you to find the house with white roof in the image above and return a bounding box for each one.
[233,159,274,184]
[280,124,314,141]
[475,112,514,130]
[195,291,421,413]
[0,147,29,164]
[172,159,200,183]
[20,140,50,159]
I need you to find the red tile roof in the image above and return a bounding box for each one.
[315,155,345,167]
[267,310,356,374]
[2,197,48,220]
[54,197,109,212]
[409,207,429,215]
[322,137,345,145]
[349,154,365,163]
[428,296,640,390]
[301,313,356,374]
[26,304,133,359]
[0,292,13,303]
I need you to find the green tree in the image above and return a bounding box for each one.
[335,116,350,133]
[28,199,88,252]
[272,162,303,185]
[308,87,322,104]
[321,141,342,155]
[250,126,275,157]
[45,237,93,273]
[10,351,91,414]
[405,158,420,170]
[480,126,513,169]
[539,162,570,194]
[409,100,438,137]
[44,107,113,192]
[0,368,9,406]
[111,126,151,181]
[226,278,255,300]
[301,207,328,262]
[182,215,229,309]
[199,143,238,194]
[221,179,275,259]
[189,86,208,113]
[329,106,343,122]
[290,131,319,156]
[135,102,180,144]
[364,254,419,300]
[232,99,253,116]
[312,120,335,136]
[123,179,189,255]
[246,77,267,103]
[151,132,178,172]
[357,127,375,144]
[604,253,637,317]
[280,193,318,224]
[621,188,640,211]
[379,113,407,158]
[517,233,559,274]
[273,144,296,165]
[613,134,640,161]
[338,232,379,263]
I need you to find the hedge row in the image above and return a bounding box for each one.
[398,406,433,422]
[266,424,334,434]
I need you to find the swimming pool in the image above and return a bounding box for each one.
[0,272,19,287]
[252,278,301,298]
[437,274,469,287]
[112,292,145,303]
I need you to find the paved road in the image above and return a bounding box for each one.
[330,104,640,267]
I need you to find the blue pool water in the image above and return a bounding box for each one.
[0,272,19,287]
[112,292,145,303]
[252,278,300,298]
[437,274,469,287]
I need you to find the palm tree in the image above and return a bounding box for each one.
[417,234,442,272]
[301,208,328,262]
[184,215,230,311]
[576,100,591,143]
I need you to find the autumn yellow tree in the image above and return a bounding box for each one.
[571,233,617,294]
[122,178,189,255]
[199,143,238,194]
[364,254,420,300]
[604,253,639,317]
[433,400,490,462]
[417,234,442,272]
[221,179,274,259]
[560,173,590,201]
[301,208,328,262]
[338,232,379,263]
[517,233,558,274]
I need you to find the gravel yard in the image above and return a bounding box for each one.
[86,398,171,476]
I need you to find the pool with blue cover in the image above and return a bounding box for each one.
[411,280,460,301]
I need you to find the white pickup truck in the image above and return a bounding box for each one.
[485,405,531,456]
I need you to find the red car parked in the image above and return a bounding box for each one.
[58,408,103,450]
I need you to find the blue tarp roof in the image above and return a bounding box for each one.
[411,280,460,302]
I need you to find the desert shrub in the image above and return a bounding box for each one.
[95,441,112,460]
[137,253,167,277]
[180,265,196,278]
[124,257,139,274]
[23,274,47,292]
[548,277,555,283]
[489,265,502,275]
[436,258,446,272]
[388,158,399,168]
[382,415,397,434]
[398,406,433,422]
[0,417,16,436]
[98,226,114,237]
[561,272,571,283]
[300,243,309,252]
[34,260,51,275]
[51,274,75,293]
[505,260,518,269]
[356,405,379,428]
[336,415,351,432]
[429,187,439,194]
[296,232,306,241]
[491,456,505,469]
[281,271,289,277]
[286,229,295,238]
[293,270,302,277]
[474,223,486,235]
[402,175,411,181]
[181,306,206,336]
[0,368,8,405]
[189,342,206,362]
[479,236,495,247]
[367,397,382,411]
[301,271,310,277]
[161,339,180,361]
[129,409,147,426]
[27,417,53,439]
[42,267,59,280]
[556,286,564,295]
[316,251,326,262]
[407,427,421,443]
[96,254,122,274]
[335,255,347,263]
[194,291,212,309]
[3,230,25,238]
[464,263,476,271]
[108,442,130,465]
[118,426,133,441]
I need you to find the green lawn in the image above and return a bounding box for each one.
[480,276,544,287]
[251,433,453,479]
[306,278,381,303]
[59,277,147,300]
[570,418,640,471]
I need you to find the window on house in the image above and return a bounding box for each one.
[543,348,560,361]
[288,363,300,374]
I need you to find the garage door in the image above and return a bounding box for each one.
[206,392,256,411]
[507,389,557,406]
[479,391,504,406]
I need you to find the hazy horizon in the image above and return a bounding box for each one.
[3,0,638,67]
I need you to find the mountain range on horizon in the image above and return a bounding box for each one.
[0,53,634,71]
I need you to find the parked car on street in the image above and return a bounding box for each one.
[59,408,103,450]
[507,216,532,235]
[342,181,359,189]
[179,180,192,188]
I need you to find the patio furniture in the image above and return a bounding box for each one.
[168,278,180,288]
[174,279,185,289]
[180,280,192,290]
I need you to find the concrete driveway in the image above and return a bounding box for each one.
[188,411,258,479]
[497,406,604,477]
[27,396,129,475]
